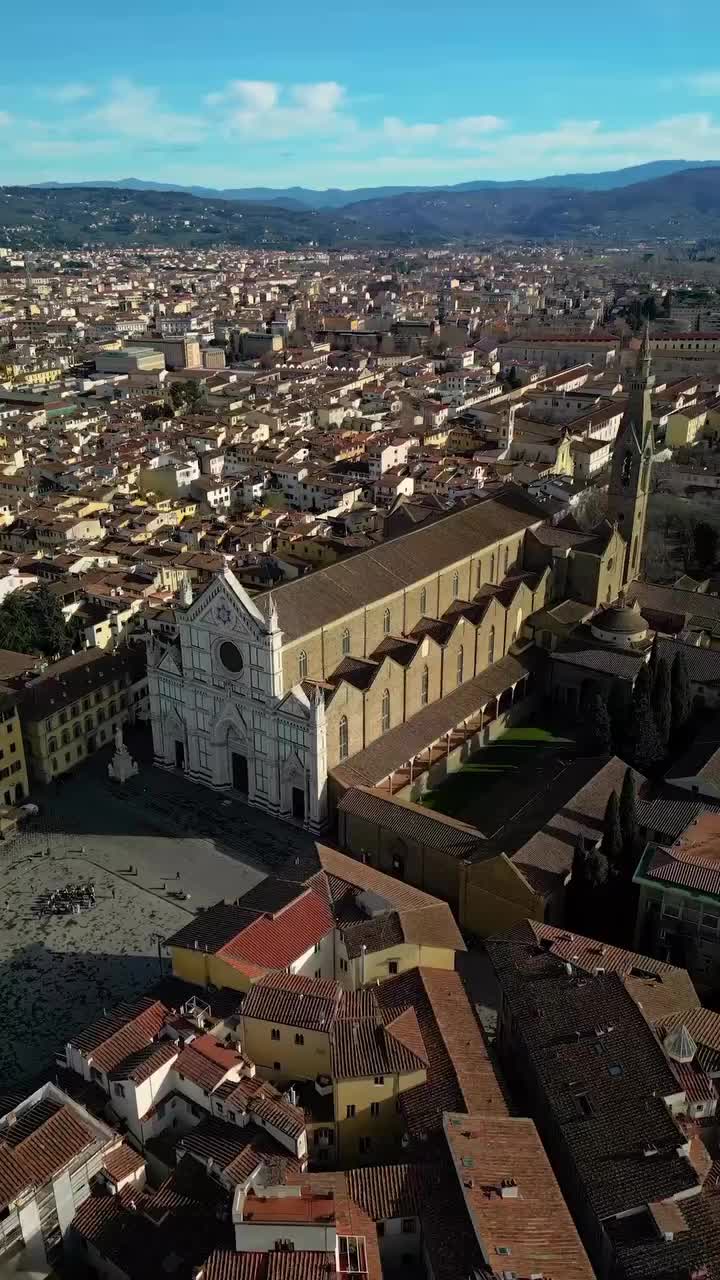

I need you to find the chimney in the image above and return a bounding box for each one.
[499,1179,519,1199]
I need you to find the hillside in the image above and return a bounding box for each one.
[5,167,720,248]
[0,185,347,249]
[30,159,720,207]
[343,167,720,242]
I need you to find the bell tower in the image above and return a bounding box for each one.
[608,324,655,585]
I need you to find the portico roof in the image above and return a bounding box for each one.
[330,652,533,791]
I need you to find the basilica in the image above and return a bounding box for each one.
[147,338,656,831]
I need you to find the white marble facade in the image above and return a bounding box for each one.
[148,569,328,831]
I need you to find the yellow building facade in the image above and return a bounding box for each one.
[0,692,30,808]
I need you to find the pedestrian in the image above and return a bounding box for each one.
[111,886,116,900]
[176,871,180,879]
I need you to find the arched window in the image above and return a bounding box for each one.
[421,665,429,706]
[84,717,93,732]
[476,561,483,590]
[419,587,427,616]
[48,737,57,753]
[341,628,350,657]
[381,689,391,734]
[488,625,495,666]
[490,553,495,583]
[457,646,464,685]
[97,707,105,723]
[504,545,510,575]
[73,724,81,740]
[339,716,349,761]
[109,700,117,717]
[452,572,459,598]
[61,729,70,746]
[298,650,308,681]
[383,608,391,636]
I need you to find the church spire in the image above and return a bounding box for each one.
[636,320,652,378]
[607,325,655,586]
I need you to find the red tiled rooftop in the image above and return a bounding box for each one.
[242,1188,336,1224]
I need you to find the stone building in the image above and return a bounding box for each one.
[147,470,647,831]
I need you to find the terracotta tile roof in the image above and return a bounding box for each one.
[377,969,507,1138]
[330,1013,428,1081]
[487,943,702,1222]
[0,1096,97,1210]
[71,996,169,1074]
[383,1007,429,1066]
[222,1076,305,1141]
[345,1162,421,1222]
[330,651,533,789]
[442,1113,595,1280]
[175,1042,236,1093]
[337,786,485,862]
[203,1254,333,1280]
[109,1039,178,1084]
[641,812,720,898]
[313,842,446,910]
[241,973,341,1032]
[179,1117,299,1188]
[254,490,543,643]
[220,891,334,969]
[102,1142,146,1185]
[511,757,646,896]
[513,920,700,1022]
[166,892,334,972]
[72,1162,232,1279]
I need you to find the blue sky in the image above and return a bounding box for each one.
[3,0,720,189]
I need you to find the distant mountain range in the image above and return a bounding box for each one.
[30,160,720,208]
[4,166,720,249]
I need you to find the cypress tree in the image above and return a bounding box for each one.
[582,692,612,755]
[628,663,663,771]
[671,651,692,739]
[601,791,623,873]
[652,658,672,750]
[619,767,641,878]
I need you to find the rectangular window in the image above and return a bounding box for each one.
[273,1061,281,1071]
[113,1083,125,1098]
[402,1219,415,1234]
[271,1028,280,1041]
[388,961,398,975]
[359,1136,371,1153]
[663,903,680,919]
[370,1102,380,1117]
[346,1104,356,1118]
[295,1033,304,1046]
[702,914,719,929]
[374,1076,384,1085]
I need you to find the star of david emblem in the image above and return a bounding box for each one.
[214,601,233,626]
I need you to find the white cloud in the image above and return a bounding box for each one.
[383,117,440,144]
[49,83,94,104]
[293,82,344,114]
[208,79,349,140]
[91,78,205,144]
[683,71,720,97]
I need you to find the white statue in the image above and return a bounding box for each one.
[108,722,139,784]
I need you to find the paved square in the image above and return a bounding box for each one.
[0,738,319,1087]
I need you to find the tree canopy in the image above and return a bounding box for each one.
[0,585,74,659]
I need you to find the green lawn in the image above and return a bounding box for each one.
[419,722,575,833]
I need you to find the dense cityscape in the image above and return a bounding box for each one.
[3,205,720,1280]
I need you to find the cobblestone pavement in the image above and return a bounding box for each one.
[0,735,322,1087]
